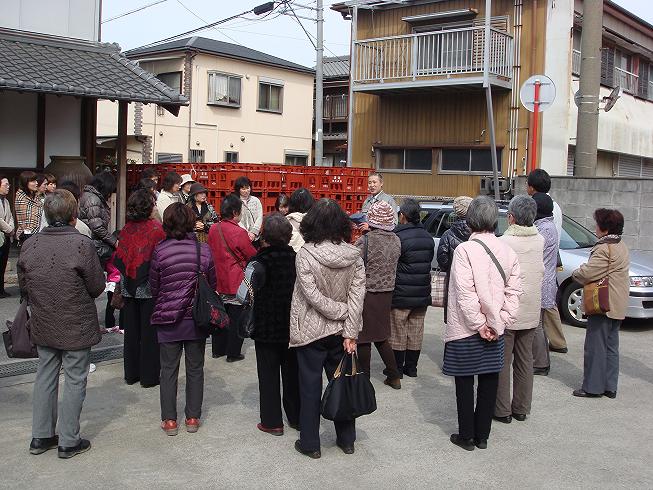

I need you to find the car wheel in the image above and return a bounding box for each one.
[560,282,588,328]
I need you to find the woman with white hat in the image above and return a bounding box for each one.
[179,174,195,204]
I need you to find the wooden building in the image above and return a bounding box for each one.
[332,0,653,198]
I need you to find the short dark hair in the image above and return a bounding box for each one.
[275,193,289,212]
[36,173,48,186]
[138,177,158,194]
[594,208,624,235]
[399,198,421,224]
[220,193,243,219]
[44,173,56,185]
[300,198,351,244]
[58,180,81,202]
[90,171,117,199]
[527,169,552,193]
[127,189,155,222]
[19,171,38,194]
[234,176,252,194]
[142,167,158,180]
[368,172,383,182]
[161,172,182,192]
[262,213,292,246]
[288,187,315,214]
[44,189,77,225]
[162,202,195,239]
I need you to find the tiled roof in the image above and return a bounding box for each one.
[0,29,188,113]
[126,36,314,75]
[321,55,350,79]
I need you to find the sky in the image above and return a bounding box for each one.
[101,0,653,68]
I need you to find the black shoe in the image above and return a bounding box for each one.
[140,382,159,388]
[294,440,320,459]
[29,436,58,455]
[226,354,245,363]
[288,422,300,431]
[572,389,602,398]
[0,291,11,299]
[336,442,355,455]
[493,414,512,424]
[450,434,475,451]
[58,439,91,459]
[474,438,488,449]
[402,369,417,378]
[512,413,527,422]
[383,367,403,380]
[533,367,550,376]
[603,391,617,399]
[549,346,568,353]
[125,378,140,385]
[212,353,226,359]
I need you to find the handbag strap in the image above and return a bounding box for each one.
[194,238,202,292]
[363,234,369,267]
[471,238,507,286]
[218,222,244,271]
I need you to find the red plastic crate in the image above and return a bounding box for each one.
[264,172,283,193]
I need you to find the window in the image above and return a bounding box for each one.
[377,148,432,172]
[440,148,501,174]
[617,154,653,178]
[224,151,239,163]
[208,72,241,107]
[284,152,308,166]
[156,72,182,94]
[258,78,284,113]
[189,149,205,163]
[156,152,183,164]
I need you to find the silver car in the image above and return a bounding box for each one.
[420,202,653,327]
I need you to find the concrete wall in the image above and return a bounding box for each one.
[0,0,101,42]
[516,175,653,251]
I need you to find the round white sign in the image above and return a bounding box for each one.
[519,75,556,113]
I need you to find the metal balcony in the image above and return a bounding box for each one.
[352,26,513,94]
[614,67,639,94]
[323,94,349,120]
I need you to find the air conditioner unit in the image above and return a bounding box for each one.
[480,177,509,195]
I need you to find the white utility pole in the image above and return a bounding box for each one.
[346,5,358,167]
[315,0,324,166]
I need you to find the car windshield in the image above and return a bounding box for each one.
[559,216,597,249]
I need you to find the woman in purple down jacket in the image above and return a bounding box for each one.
[150,203,216,437]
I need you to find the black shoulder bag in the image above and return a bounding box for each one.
[192,239,229,335]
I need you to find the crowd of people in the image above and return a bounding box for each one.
[4,167,630,459]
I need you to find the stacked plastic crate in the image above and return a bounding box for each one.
[126,163,371,216]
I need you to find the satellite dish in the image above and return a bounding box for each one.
[603,86,622,112]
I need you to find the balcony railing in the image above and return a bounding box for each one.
[323,94,348,119]
[353,26,513,86]
[572,49,581,75]
[615,67,639,94]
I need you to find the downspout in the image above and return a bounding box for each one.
[346,6,358,167]
[186,50,197,163]
[529,0,538,172]
[508,0,523,182]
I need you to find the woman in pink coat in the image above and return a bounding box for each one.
[443,196,522,451]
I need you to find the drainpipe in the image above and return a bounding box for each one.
[346,5,358,167]
[186,51,196,162]
[483,0,500,200]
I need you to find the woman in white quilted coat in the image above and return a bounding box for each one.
[290,198,366,459]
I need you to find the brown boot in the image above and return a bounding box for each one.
[383,377,401,390]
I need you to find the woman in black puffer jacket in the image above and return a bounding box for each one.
[79,172,117,265]
[390,198,435,378]
[436,196,473,323]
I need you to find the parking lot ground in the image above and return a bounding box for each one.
[1,300,652,489]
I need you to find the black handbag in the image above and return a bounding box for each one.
[191,240,229,335]
[320,352,377,422]
[237,275,255,339]
[2,300,38,358]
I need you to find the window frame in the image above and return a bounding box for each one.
[438,147,502,175]
[224,151,239,163]
[207,71,242,108]
[156,71,182,94]
[284,151,309,166]
[258,77,284,114]
[375,147,434,173]
[189,149,205,163]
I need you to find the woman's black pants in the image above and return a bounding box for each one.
[255,341,300,429]
[211,304,245,358]
[454,373,499,441]
[122,297,160,386]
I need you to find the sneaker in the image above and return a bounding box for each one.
[57,439,91,459]
[161,420,178,436]
[89,363,96,373]
[29,436,59,455]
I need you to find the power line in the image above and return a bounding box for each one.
[102,0,168,24]
[175,0,243,46]
[285,3,342,58]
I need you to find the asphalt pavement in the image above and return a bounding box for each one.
[0,296,652,489]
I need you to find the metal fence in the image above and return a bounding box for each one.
[353,26,513,84]
[323,94,348,119]
[615,67,639,94]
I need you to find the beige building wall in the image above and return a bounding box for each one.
[98,53,314,164]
